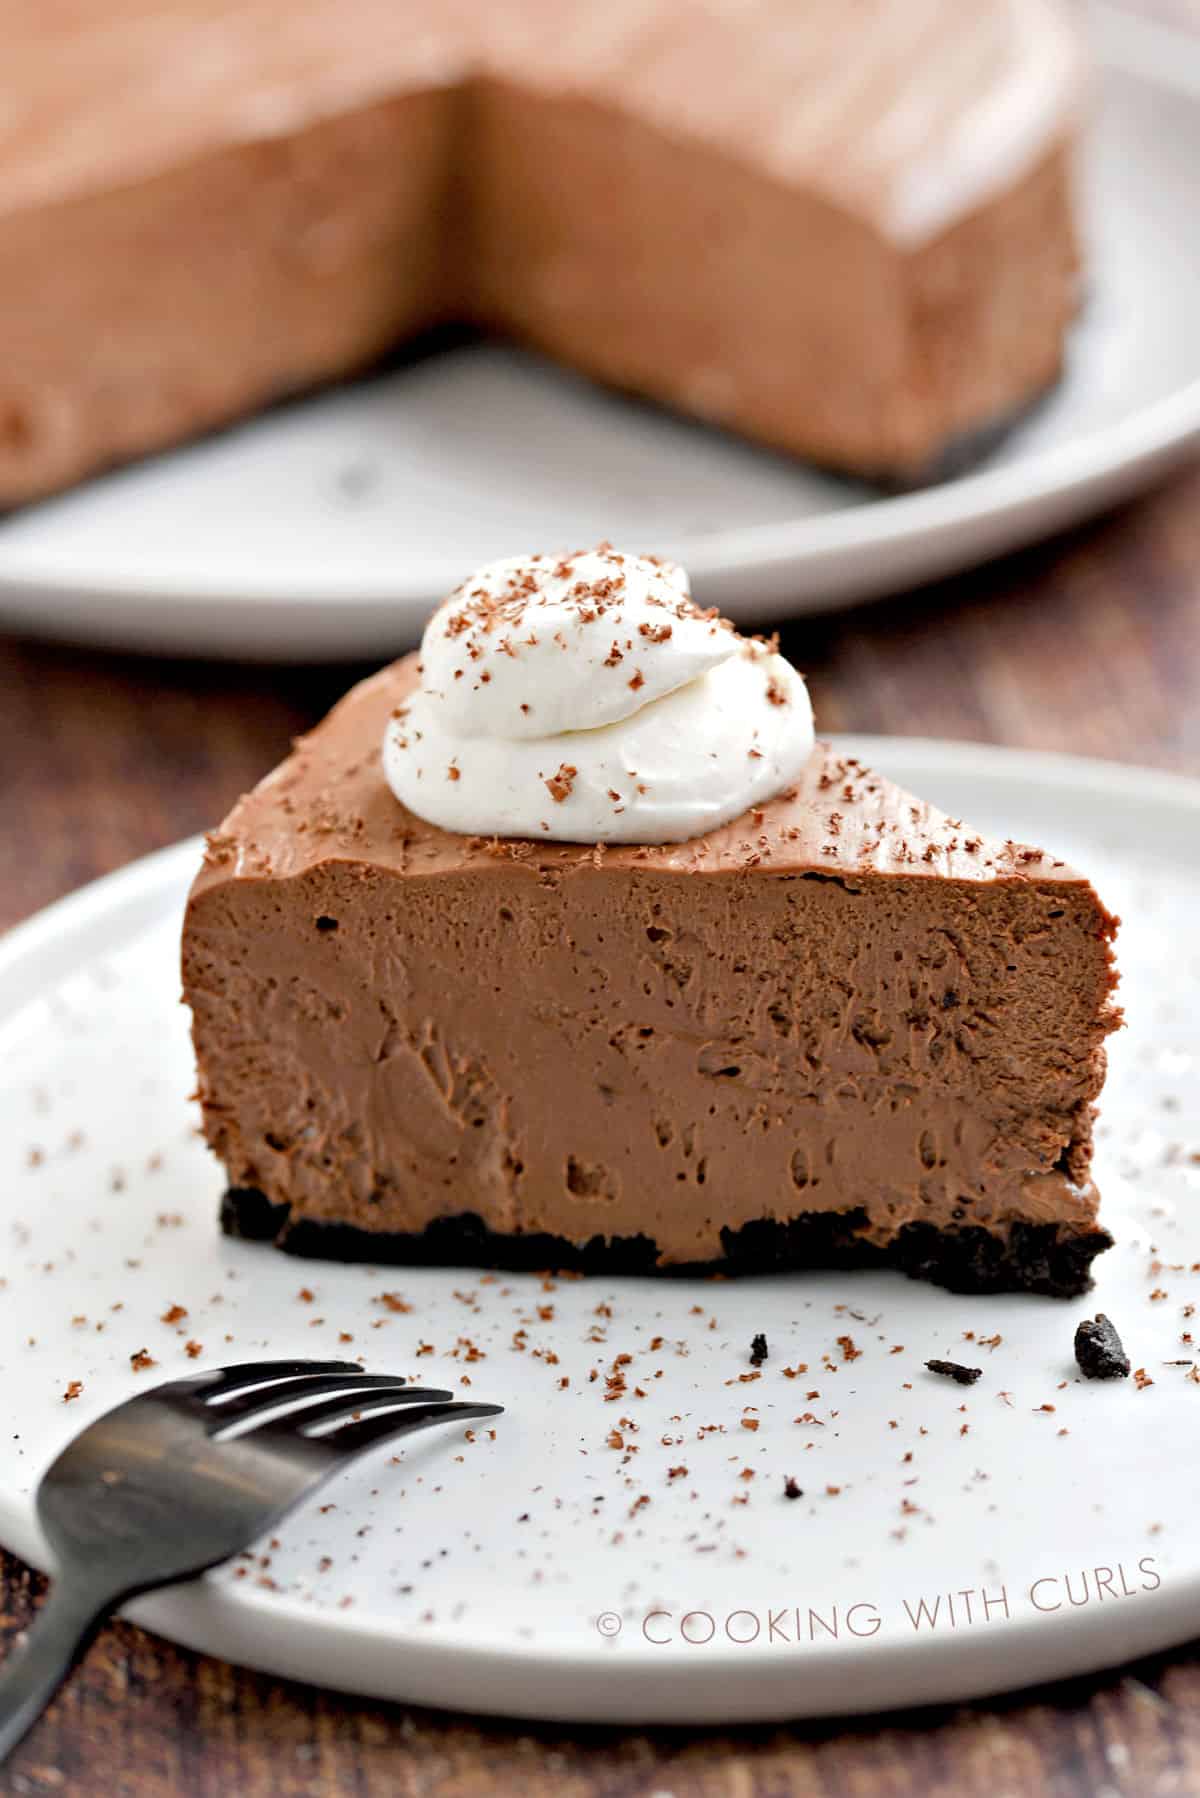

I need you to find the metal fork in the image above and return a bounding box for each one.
[0,1359,502,1761]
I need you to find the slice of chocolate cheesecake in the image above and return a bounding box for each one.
[182,554,1120,1296]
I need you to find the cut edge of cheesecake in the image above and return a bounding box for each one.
[182,658,1121,1298]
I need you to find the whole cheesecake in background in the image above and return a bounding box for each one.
[2,0,1082,504]
[182,547,1121,1298]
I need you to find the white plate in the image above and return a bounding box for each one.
[0,6,1198,660]
[1,737,1199,1724]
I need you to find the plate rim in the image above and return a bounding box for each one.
[1,734,1199,1721]
[1,373,1197,610]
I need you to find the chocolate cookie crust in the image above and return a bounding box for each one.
[221,1187,1111,1299]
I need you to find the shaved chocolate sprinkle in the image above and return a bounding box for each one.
[544,763,578,804]
[749,1331,768,1368]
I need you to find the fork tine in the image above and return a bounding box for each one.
[238,1394,501,1459]
[323,1398,503,1457]
[239,1386,464,1442]
[206,1375,453,1432]
[162,1359,363,1406]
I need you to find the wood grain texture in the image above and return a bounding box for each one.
[0,460,1198,1792]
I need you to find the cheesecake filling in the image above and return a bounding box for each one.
[382,547,815,843]
[185,551,1119,1293]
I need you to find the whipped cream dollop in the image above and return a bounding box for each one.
[382,547,815,843]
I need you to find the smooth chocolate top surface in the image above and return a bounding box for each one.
[6,0,1079,245]
[194,656,1089,896]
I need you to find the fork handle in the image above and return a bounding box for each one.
[0,1573,119,1763]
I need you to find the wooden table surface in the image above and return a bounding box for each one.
[1,464,1199,1794]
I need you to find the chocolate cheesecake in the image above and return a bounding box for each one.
[182,550,1120,1296]
[2,0,1082,503]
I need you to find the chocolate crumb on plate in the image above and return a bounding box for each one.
[1074,1313,1131,1380]
[925,1358,982,1386]
[783,1475,803,1501]
[749,1331,768,1368]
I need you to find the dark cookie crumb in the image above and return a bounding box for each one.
[750,1332,768,1368]
[1074,1313,1131,1380]
[783,1475,803,1501]
[925,1358,982,1386]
